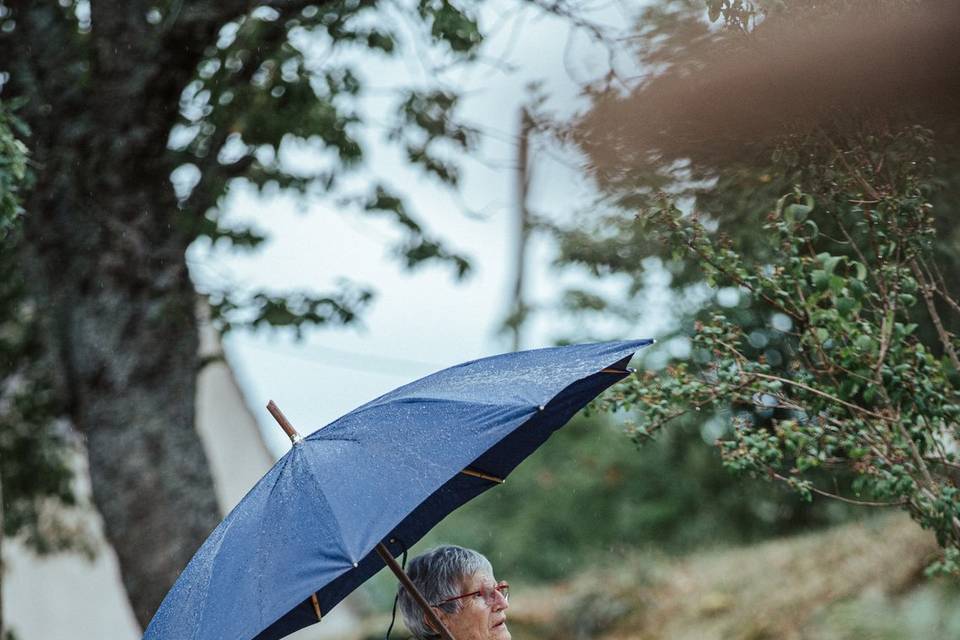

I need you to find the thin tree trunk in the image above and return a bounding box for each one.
[509,108,533,351]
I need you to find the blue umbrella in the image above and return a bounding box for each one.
[143,339,651,640]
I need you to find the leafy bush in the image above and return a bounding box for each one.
[604,125,960,575]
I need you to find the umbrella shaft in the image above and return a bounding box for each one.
[375,543,456,640]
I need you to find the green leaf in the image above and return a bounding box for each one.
[836,297,858,318]
[366,30,396,54]
[854,262,868,281]
[849,279,867,299]
[784,202,812,221]
[849,447,868,460]
[829,275,845,295]
[818,253,843,276]
[812,269,830,291]
[419,0,483,53]
[784,194,815,222]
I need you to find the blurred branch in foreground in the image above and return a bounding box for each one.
[578,0,960,172]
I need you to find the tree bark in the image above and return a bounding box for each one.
[3,2,223,628]
[1,468,5,637]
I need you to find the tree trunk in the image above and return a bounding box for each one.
[4,2,223,628]
[1,468,5,638]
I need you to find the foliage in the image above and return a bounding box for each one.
[163,0,484,329]
[0,100,27,238]
[0,391,85,555]
[615,125,960,573]
[558,0,960,576]
[0,100,81,555]
[208,285,374,336]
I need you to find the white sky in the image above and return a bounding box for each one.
[187,0,670,457]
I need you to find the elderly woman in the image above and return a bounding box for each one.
[398,545,510,640]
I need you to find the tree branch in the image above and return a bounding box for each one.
[920,253,960,318]
[165,0,317,54]
[910,258,960,371]
[749,371,889,422]
[770,472,905,507]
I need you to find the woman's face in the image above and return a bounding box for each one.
[435,570,510,640]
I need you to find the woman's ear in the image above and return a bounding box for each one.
[425,605,454,634]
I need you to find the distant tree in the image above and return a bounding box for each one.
[554,0,960,574]
[0,0,493,626]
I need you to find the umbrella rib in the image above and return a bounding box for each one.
[251,403,354,635]
[298,447,358,566]
[263,402,357,565]
[252,455,299,633]
[344,373,633,420]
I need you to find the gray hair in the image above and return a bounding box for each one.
[397,545,493,640]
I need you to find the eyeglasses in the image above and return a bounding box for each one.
[433,581,509,607]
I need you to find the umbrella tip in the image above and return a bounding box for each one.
[266,400,303,444]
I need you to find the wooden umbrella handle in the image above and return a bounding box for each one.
[376,543,457,640]
[267,400,303,444]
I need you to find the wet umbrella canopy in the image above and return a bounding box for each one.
[143,339,652,640]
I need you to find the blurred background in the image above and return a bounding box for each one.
[2,1,959,639]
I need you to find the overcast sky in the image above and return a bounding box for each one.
[188,0,670,457]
